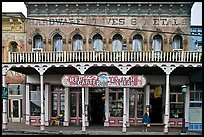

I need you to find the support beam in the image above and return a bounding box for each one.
[2,73,8,130]
[122,88,127,133]
[82,87,86,132]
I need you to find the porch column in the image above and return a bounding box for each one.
[44,83,49,126]
[145,84,150,115]
[25,83,30,125]
[104,87,109,126]
[82,87,86,132]
[161,66,175,134]
[163,73,170,133]
[185,85,190,128]
[85,87,89,126]
[64,87,69,126]
[2,73,8,130]
[122,88,127,133]
[40,74,45,131]
[126,88,130,127]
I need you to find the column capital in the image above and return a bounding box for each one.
[35,66,48,75]
[117,65,132,75]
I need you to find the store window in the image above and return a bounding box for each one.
[70,88,82,117]
[51,93,65,117]
[132,34,143,51]
[93,34,103,51]
[170,86,183,118]
[112,34,123,51]
[73,34,83,51]
[152,34,162,51]
[109,88,123,117]
[30,90,41,116]
[8,84,22,95]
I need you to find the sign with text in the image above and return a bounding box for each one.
[2,86,8,100]
[61,75,147,88]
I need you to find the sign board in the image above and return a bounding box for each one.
[2,86,8,100]
[61,75,147,88]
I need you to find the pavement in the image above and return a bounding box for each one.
[2,122,202,135]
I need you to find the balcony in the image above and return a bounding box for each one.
[6,51,202,63]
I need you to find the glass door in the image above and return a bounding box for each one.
[11,99,21,122]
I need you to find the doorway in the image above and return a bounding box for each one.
[89,92,105,125]
[149,93,162,123]
[10,99,21,122]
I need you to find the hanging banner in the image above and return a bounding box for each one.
[154,86,161,98]
[61,75,147,88]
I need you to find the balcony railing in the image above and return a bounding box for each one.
[7,51,202,63]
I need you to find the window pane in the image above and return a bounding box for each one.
[54,35,63,52]
[60,93,65,115]
[30,100,41,116]
[129,93,135,118]
[137,94,144,118]
[70,93,77,117]
[79,93,82,117]
[170,103,183,118]
[52,93,58,117]
[109,92,123,117]
[177,94,183,102]
[152,35,162,51]
[8,85,21,95]
[170,94,176,102]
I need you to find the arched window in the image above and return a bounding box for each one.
[152,35,162,51]
[132,34,143,51]
[53,34,63,52]
[112,34,122,51]
[33,34,43,49]
[172,35,182,49]
[93,34,103,51]
[73,34,83,51]
[9,41,18,52]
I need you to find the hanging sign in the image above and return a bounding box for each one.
[61,74,146,88]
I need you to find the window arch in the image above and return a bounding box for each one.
[53,34,63,52]
[112,34,122,51]
[9,41,19,52]
[132,34,143,51]
[73,34,83,51]
[33,34,43,49]
[152,34,163,51]
[172,35,182,50]
[93,34,103,51]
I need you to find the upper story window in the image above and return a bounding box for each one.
[53,34,63,52]
[172,35,182,50]
[132,34,143,51]
[73,34,83,51]
[152,34,162,51]
[9,41,19,52]
[112,34,122,51]
[93,34,103,51]
[33,34,43,49]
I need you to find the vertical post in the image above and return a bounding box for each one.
[164,74,170,133]
[44,84,49,126]
[40,74,45,131]
[25,83,30,125]
[181,85,187,133]
[64,87,69,126]
[122,88,127,133]
[82,87,86,132]
[2,74,8,130]
[126,88,130,126]
[144,85,150,115]
[104,87,109,126]
[85,87,89,126]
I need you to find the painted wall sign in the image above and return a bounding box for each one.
[28,17,188,27]
[61,75,147,88]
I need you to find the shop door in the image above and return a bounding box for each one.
[11,99,21,122]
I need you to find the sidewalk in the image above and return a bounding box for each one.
[2,122,202,135]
